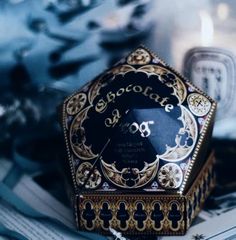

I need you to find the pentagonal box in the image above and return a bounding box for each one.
[61,46,217,236]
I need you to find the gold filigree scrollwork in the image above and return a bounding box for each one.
[70,107,98,160]
[88,79,103,104]
[138,65,167,77]
[69,77,106,161]
[111,65,136,76]
[166,77,187,104]
[159,106,198,162]
[139,65,187,104]
[101,156,159,189]
[110,64,187,104]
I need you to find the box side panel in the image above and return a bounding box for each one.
[184,104,216,193]
[76,194,186,236]
[74,152,215,236]
[186,152,216,228]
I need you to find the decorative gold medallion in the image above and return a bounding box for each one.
[187,93,211,117]
[76,162,101,189]
[66,93,87,115]
[157,163,183,189]
[127,48,151,65]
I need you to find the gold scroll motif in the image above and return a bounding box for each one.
[69,107,98,160]
[101,156,159,189]
[100,106,197,189]
[159,106,198,162]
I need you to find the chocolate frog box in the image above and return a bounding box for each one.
[60,46,217,236]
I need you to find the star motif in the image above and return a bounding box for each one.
[192,234,205,240]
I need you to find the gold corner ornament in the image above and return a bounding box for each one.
[127,48,151,65]
[187,93,211,117]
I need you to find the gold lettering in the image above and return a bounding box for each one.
[142,86,152,96]
[95,84,172,113]
[126,84,133,92]
[159,97,169,107]
[117,88,125,96]
[165,104,174,112]
[107,91,115,103]
[105,109,121,127]
[133,85,142,93]
[149,93,161,102]
[95,99,107,113]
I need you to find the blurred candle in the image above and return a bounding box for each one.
[182,5,236,139]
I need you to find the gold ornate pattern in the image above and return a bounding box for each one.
[187,93,211,117]
[88,79,103,104]
[137,46,217,196]
[132,200,149,231]
[67,77,105,162]
[68,62,194,188]
[115,200,131,231]
[158,106,198,162]
[179,101,216,194]
[101,156,159,189]
[99,201,113,230]
[157,163,183,189]
[78,194,185,234]
[60,46,217,235]
[76,152,215,236]
[69,107,98,160]
[167,200,184,232]
[127,48,151,65]
[110,64,187,104]
[186,152,216,227]
[100,106,196,188]
[96,68,196,188]
[139,65,187,104]
[66,93,87,115]
[80,200,96,230]
[76,162,101,189]
[150,200,165,231]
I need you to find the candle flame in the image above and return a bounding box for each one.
[199,10,214,46]
[217,3,229,21]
